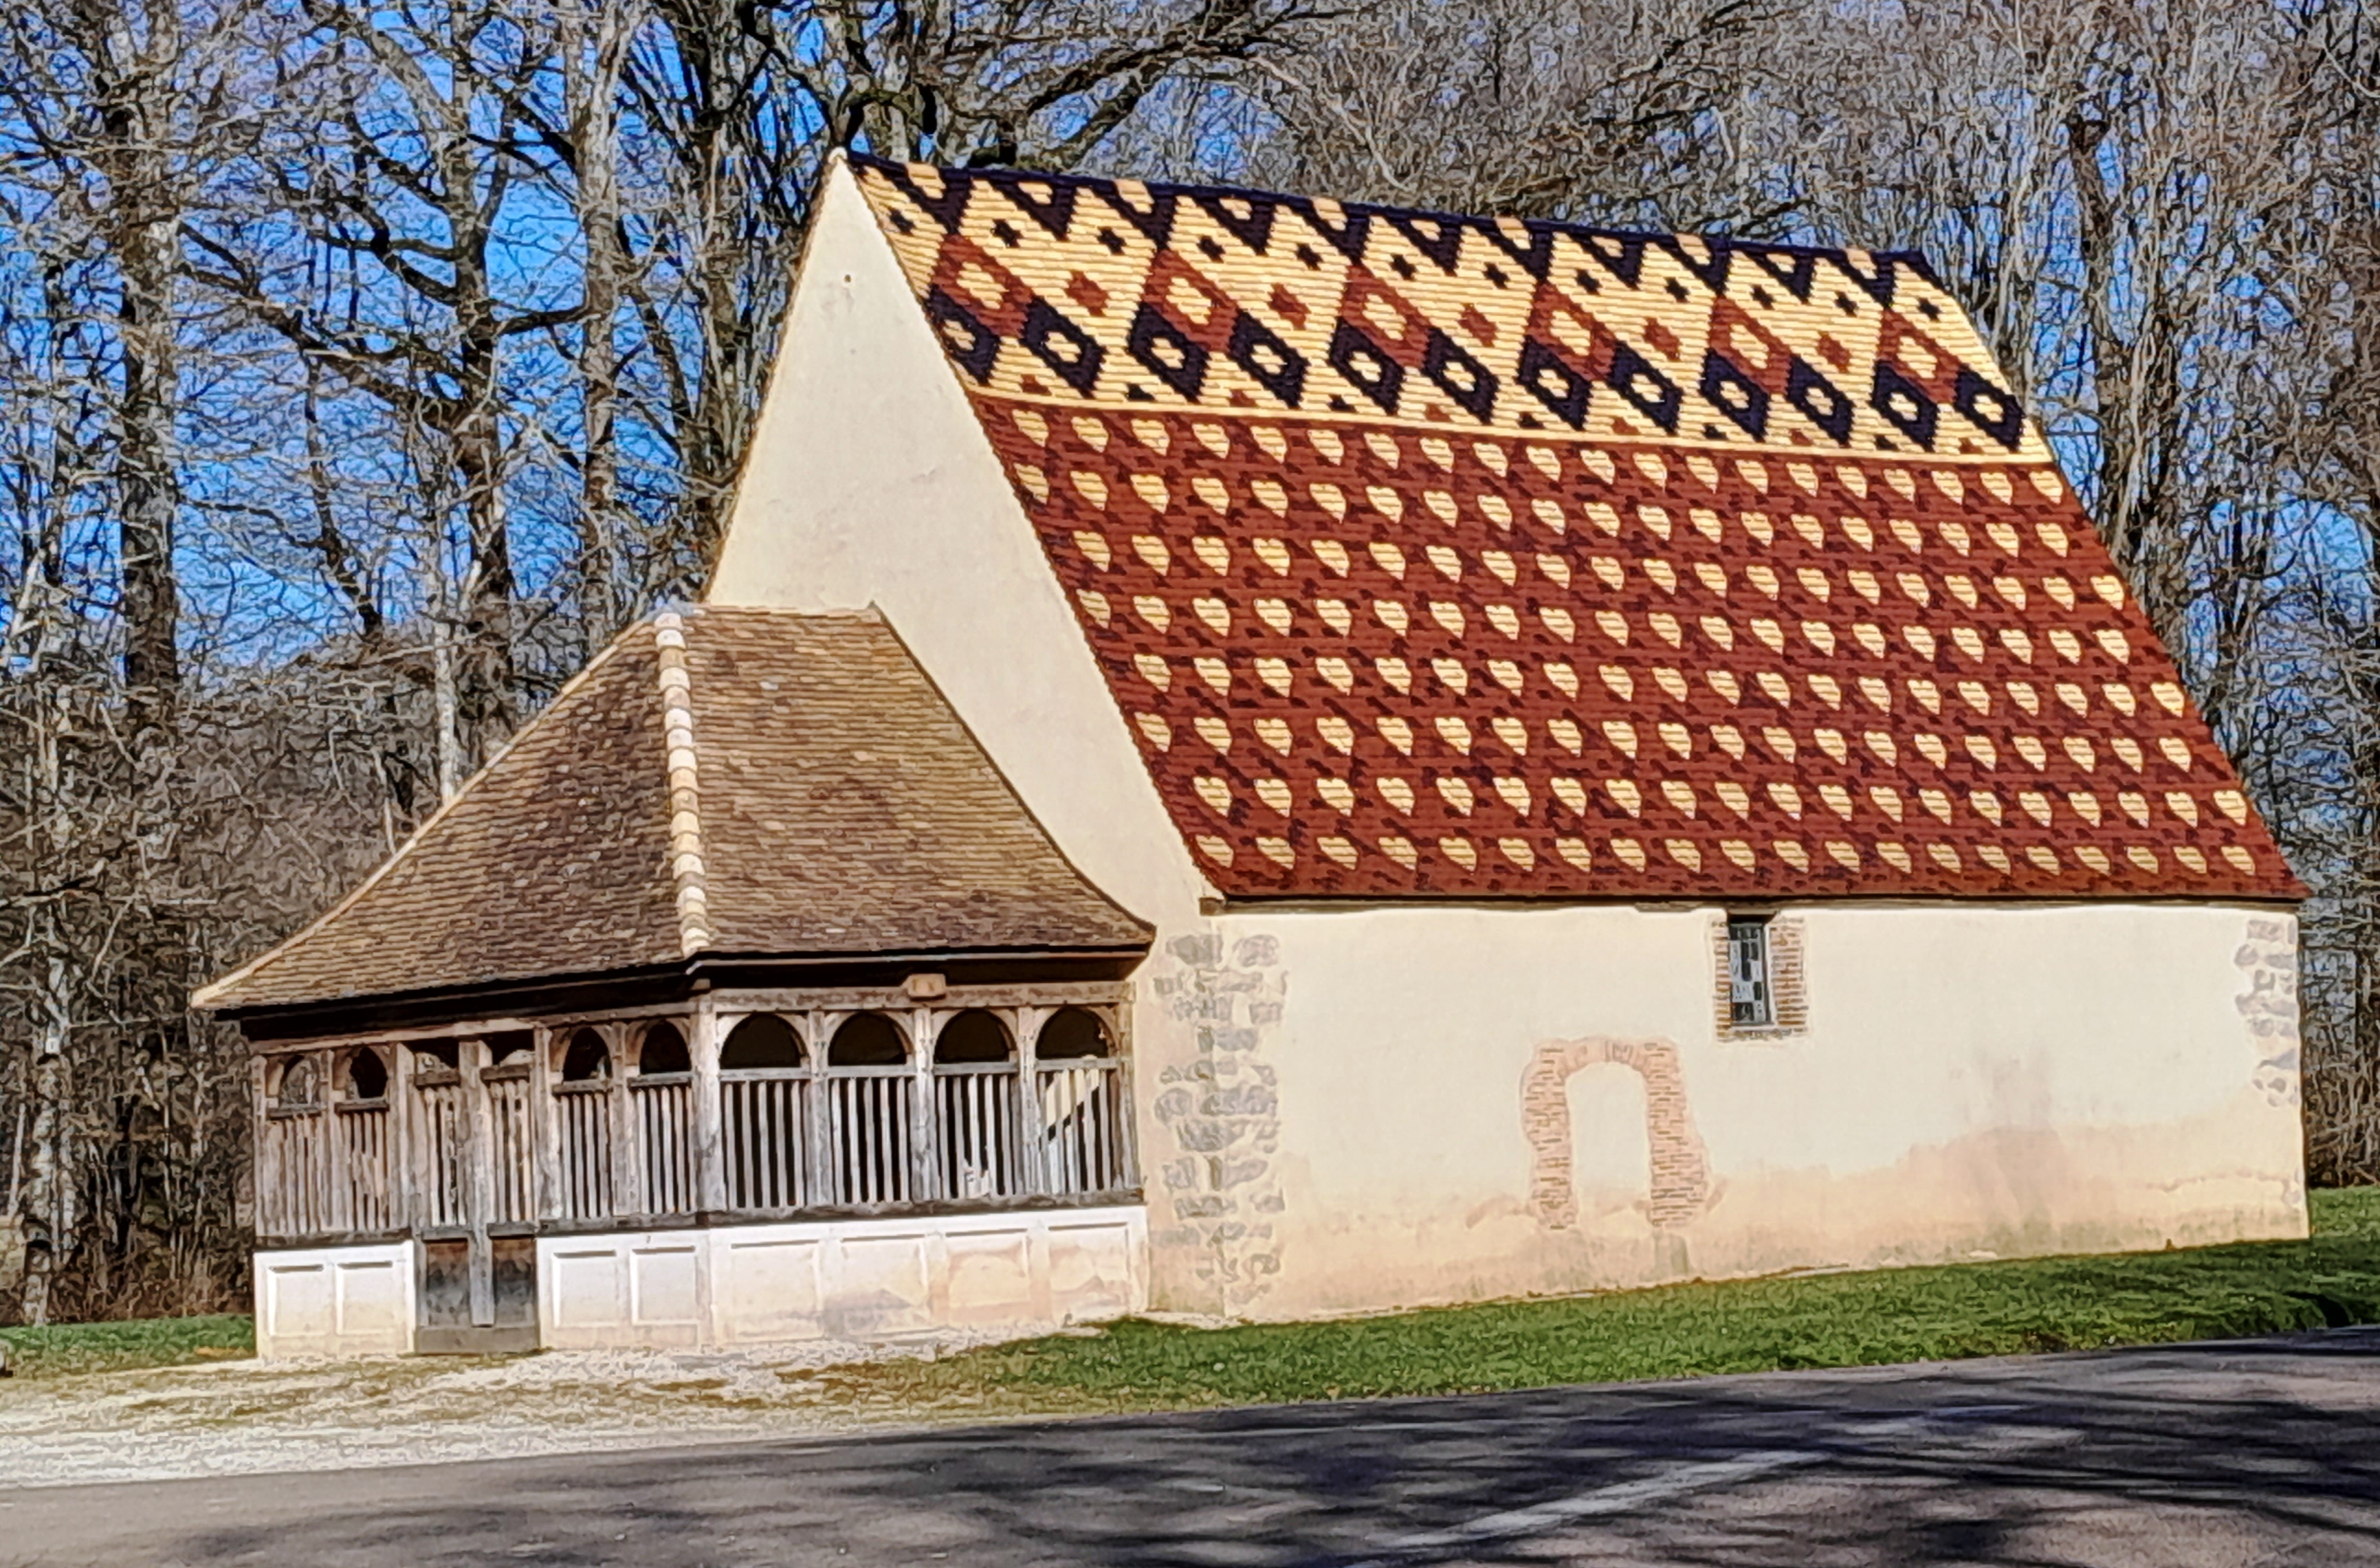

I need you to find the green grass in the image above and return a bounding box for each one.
[951,1189,2380,1410]
[9,1194,2380,1402]
[0,1313,254,1381]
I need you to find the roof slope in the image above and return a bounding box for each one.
[848,155,2299,901]
[198,608,1149,1015]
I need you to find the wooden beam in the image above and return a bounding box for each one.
[691,996,726,1213]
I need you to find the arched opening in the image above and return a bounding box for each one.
[636,1020,691,1076]
[340,1048,388,1102]
[720,1014,804,1071]
[270,1056,320,1111]
[411,1040,460,1075]
[1037,1007,1113,1060]
[828,1013,907,1066]
[560,1028,610,1082]
[487,1030,534,1066]
[936,1009,1012,1064]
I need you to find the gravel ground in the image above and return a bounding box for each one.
[0,1331,1055,1489]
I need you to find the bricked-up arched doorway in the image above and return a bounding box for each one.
[1521,1037,1712,1230]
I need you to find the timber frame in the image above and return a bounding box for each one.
[250,978,1141,1260]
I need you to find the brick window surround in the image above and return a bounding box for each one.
[1712,913,1807,1038]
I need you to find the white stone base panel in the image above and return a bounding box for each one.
[538,1206,1149,1351]
[254,1241,417,1359]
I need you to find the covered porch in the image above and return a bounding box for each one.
[250,980,1141,1354]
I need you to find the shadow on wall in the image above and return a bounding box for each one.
[1522,1037,1712,1270]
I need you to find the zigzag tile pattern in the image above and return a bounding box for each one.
[851,156,2298,900]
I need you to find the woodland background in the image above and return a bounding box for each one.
[3,0,2378,1323]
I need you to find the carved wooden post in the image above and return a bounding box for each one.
[608,1023,644,1217]
[909,1008,938,1202]
[462,1037,495,1326]
[806,1011,837,1205]
[692,995,726,1215]
[322,1046,350,1235]
[249,1054,272,1240]
[531,1025,562,1221]
[1014,1006,1047,1195]
[1109,1003,1142,1194]
[388,1042,416,1234]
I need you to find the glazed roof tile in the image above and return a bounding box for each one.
[850,155,2300,900]
[197,608,1150,1014]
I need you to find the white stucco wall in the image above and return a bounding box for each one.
[711,159,1207,928]
[705,157,2309,1322]
[1146,901,2304,1318]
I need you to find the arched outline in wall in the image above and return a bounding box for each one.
[1521,1037,1712,1230]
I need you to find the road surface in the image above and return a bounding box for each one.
[5,1329,2379,1566]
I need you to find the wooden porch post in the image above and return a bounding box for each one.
[1014,1006,1047,1195]
[692,995,726,1215]
[388,1042,417,1233]
[805,1011,837,1206]
[608,1024,644,1218]
[322,1047,350,1235]
[248,1054,272,1240]
[531,1025,562,1222]
[908,1008,938,1202]
[461,1037,495,1327]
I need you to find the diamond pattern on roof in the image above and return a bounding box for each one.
[850,155,2300,901]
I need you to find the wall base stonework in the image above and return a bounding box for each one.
[254,1241,417,1359]
[538,1206,1148,1351]
[1149,932,1287,1316]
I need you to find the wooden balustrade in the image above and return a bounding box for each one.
[335,1103,393,1232]
[631,1074,696,1215]
[824,1068,914,1206]
[722,1070,811,1211]
[485,1073,538,1225]
[1036,1060,1133,1196]
[256,1007,1138,1243]
[933,1063,1025,1200]
[412,1079,470,1230]
[555,1082,614,1219]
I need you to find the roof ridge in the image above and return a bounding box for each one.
[848,152,1935,281]
[653,611,714,956]
[190,630,655,1010]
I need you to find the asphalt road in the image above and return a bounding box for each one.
[6,1329,2380,1567]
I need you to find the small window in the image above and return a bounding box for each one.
[1726,916,1773,1028]
[487,1030,533,1066]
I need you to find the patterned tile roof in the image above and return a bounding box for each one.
[197,608,1150,1015]
[848,155,2299,901]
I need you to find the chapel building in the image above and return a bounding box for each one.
[202,154,2306,1356]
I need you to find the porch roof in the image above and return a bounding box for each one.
[196,607,1152,1017]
